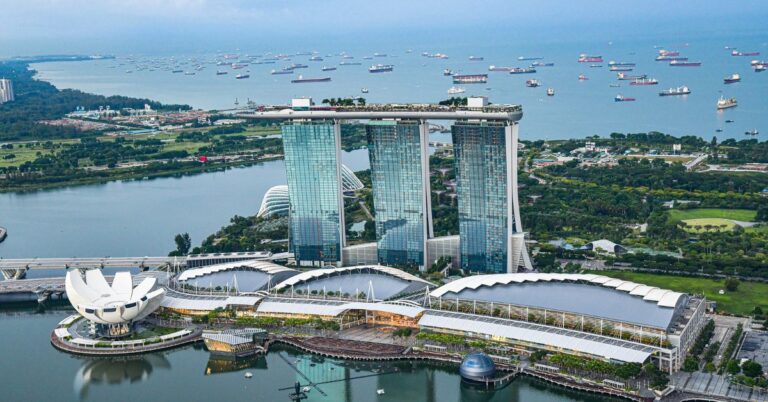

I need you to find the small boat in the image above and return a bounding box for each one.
[755,64,767,72]
[236,74,250,79]
[725,119,734,123]
[609,83,621,88]
[184,71,195,75]
[447,86,466,95]
[716,129,723,132]
[745,129,759,136]
[361,88,369,93]
[589,64,603,68]
[615,95,636,102]
[546,88,555,96]
[302,387,311,392]
[716,96,737,110]
[578,74,588,81]
[377,389,385,395]
[244,372,253,379]
[443,69,453,76]
[172,69,183,73]
[724,74,741,84]
[468,56,484,61]
[525,79,540,87]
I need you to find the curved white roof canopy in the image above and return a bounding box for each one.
[430,273,685,329]
[65,270,165,325]
[273,265,432,290]
[256,298,424,318]
[177,260,298,282]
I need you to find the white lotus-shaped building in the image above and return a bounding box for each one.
[65,270,165,325]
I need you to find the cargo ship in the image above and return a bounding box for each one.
[531,61,555,67]
[469,56,484,61]
[369,64,394,73]
[609,66,633,72]
[321,66,337,71]
[724,74,741,84]
[614,95,636,102]
[235,74,250,79]
[659,86,691,96]
[452,74,488,84]
[172,69,183,73]
[309,56,323,61]
[578,54,603,63]
[285,63,308,70]
[374,53,387,57]
[518,56,543,61]
[669,60,702,67]
[608,61,636,67]
[271,69,293,75]
[509,67,536,74]
[617,73,648,80]
[216,70,228,75]
[732,50,760,57]
[231,63,248,69]
[658,49,680,57]
[339,61,362,66]
[630,78,658,86]
[525,79,540,87]
[447,86,466,95]
[291,75,331,83]
[716,96,737,110]
[655,56,688,61]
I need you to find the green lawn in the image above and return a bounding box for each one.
[680,218,737,233]
[668,208,757,222]
[593,270,768,316]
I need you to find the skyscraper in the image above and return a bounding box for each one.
[0,79,14,104]
[452,119,526,273]
[366,120,432,268]
[281,120,345,266]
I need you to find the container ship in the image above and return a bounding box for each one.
[717,96,737,110]
[452,74,488,84]
[468,56,484,61]
[656,56,688,61]
[669,60,702,67]
[630,78,659,86]
[617,73,648,80]
[614,95,636,102]
[578,54,603,63]
[659,86,691,96]
[291,75,331,83]
[369,64,394,73]
[732,50,760,57]
[724,74,741,84]
[509,67,536,74]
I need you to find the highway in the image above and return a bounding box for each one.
[0,256,179,270]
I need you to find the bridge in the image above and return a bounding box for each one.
[0,271,167,303]
[0,252,294,280]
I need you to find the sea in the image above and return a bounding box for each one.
[30,32,767,141]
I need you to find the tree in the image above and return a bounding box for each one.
[726,359,741,375]
[742,360,763,378]
[753,306,764,317]
[683,357,699,372]
[724,277,740,292]
[173,233,192,255]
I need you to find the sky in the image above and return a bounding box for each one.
[1,0,767,57]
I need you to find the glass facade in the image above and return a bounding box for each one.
[282,121,343,265]
[367,121,428,267]
[452,122,510,273]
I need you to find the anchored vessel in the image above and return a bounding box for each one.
[659,86,691,96]
[452,74,488,84]
[723,74,741,84]
[577,54,603,63]
[669,60,702,67]
[614,95,636,102]
[617,73,647,80]
[630,78,658,86]
[369,64,394,73]
[291,75,331,83]
[717,96,738,110]
[509,67,536,74]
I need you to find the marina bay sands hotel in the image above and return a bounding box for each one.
[241,97,532,273]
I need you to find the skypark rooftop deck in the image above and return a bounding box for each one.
[237,102,523,122]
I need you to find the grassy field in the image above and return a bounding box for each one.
[668,208,757,222]
[594,270,768,316]
[680,218,737,232]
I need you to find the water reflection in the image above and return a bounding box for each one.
[205,354,267,375]
[73,354,171,399]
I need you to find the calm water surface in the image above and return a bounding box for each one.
[0,304,622,402]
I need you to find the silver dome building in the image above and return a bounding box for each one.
[459,352,496,383]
